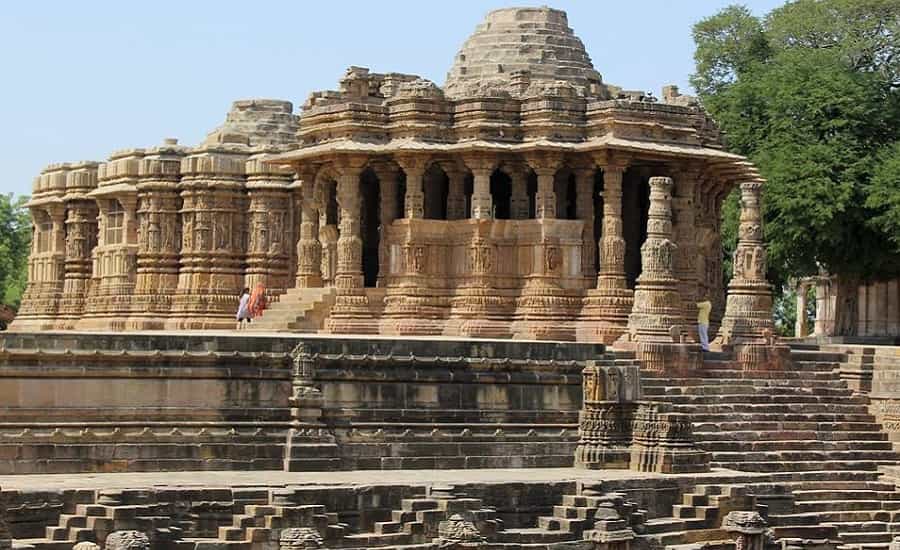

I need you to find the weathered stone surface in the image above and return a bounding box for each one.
[103,531,149,550]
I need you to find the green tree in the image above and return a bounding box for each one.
[0,194,32,313]
[692,0,900,334]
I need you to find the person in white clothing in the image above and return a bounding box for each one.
[236,287,251,329]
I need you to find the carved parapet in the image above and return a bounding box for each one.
[576,362,641,470]
[629,402,709,474]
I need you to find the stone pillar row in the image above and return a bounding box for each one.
[13,147,778,358]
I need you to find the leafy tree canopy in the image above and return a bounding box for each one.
[0,194,31,312]
[692,0,900,289]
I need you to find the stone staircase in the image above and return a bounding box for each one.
[20,489,190,550]
[249,287,336,332]
[641,346,900,550]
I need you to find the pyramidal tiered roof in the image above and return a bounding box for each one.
[444,6,606,99]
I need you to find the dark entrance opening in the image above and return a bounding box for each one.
[360,168,381,288]
[594,171,604,273]
[623,170,651,289]
[490,169,512,219]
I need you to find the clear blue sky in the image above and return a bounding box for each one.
[0,1,784,198]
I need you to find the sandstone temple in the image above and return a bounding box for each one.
[3,7,900,550]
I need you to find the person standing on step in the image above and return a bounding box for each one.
[697,291,712,352]
[236,287,251,329]
[248,282,268,321]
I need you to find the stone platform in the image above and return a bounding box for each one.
[0,331,605,474]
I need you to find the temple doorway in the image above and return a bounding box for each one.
[424,164,449,220]
[623,170,650,289]
[491,169,512,219]
[593,171,604,273]
[360,169,381,287]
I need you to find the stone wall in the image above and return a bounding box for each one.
[0,332,602,473]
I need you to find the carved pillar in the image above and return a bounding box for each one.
[598,163,628,292]
[718,181,788,369]
[397,156,427,220]
[295,166,323,288]
[328,156,377,333]
[622,176,700,372]
[465,156,495,220]
[795,279,810,338]
[443,162,468,220]
[672,166,702,337]
[578,158,634,344]
[168,148,247,329]
[527,153,562,220]
[130,142,184,328]
[77,150,142,329]
[373,163,401,287]
[58,163,99,328]
[245,153,294,295]
[508,162,531,219]
[573,164,596,278]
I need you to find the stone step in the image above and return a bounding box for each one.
[642,377,848,388]
[74,504,109,517]
[695,430,889,442]
[644,385,857,397]
[667,403,871,414]
[493,527,577,543]
[400,498,441,512]
[712,450,900,463]
[340,532,412,546]
[712,460,896,472]
[795,500,900,514]
[703,441,895,452]
[374,520,403,534]
[55,514,87,529]
[688,413,878,424]
[537,515,590,533]
[826,521,896,533]
[184,538,251,550]
[643,517,686,534]
[659,394,868,405]
[794,490,900,502]
[770,510,900,525]
[12,540,73,550]
[839,531,896,544]
[552,504,597,520]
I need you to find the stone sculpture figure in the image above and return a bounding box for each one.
[279,527,323,549]
[103,530,150,550]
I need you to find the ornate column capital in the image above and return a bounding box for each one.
[524,152,563,175]
[462,155,497,176]
[591,151,630,173]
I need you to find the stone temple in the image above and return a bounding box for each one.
[3,7,900,550]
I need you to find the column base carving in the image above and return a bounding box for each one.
[513,280,581,341]
[632,341,702,374]
[575,363,708,474]
[381,285,449,336]
[629,404,709,474]
[578,288,634,344]
[446,288,515,339]
[326,288,381,335]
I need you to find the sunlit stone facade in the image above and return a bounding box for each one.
[12,7,775,361]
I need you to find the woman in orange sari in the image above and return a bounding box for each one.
[248,282,267,319]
